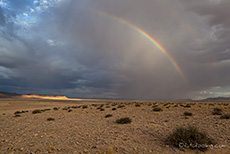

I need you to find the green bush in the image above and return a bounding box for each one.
[116,117,132,124]
[167,125,215,151]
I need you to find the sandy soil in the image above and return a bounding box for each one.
[0,98,229,154]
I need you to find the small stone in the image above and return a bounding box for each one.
[29,144,34,147]
[107,147,114,154]
[48,145,55,153]
[83,149,88,153]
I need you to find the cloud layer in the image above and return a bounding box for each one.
[0,0,230,99]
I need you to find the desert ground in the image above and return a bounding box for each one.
[0,98,229,154]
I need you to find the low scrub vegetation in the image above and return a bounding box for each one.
[220,114,230,119]
[116,117,132,124]
[13,114,21,117]
[32,109,42,114]
[82,105,88,109]
[117,105,125,108]
[47,118,55,121]
[105,114,113,118]
[212,108,222,115]
[153,107,163,112]
[53,107,58,110]
[167,125,215,151]
[14,110,28,114]
[184,111,193,116]
[184,104,191,108]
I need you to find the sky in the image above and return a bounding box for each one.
[0,0,230,100]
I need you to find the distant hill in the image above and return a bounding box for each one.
[0,91,21,98]
[201,97,230,102]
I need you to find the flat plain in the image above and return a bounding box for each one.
[0,98,229,154]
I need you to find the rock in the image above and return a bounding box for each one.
[48,145,55,153]
[29,144,34,147]
[107,147,114,154]
[83,149,88,153]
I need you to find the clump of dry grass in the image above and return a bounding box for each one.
[212,108,222,115]
[184,104,191,108]
[13,114,21,117]
[105,114,113,118]
[220,114,230,119]
[47,118,55,121]
[116,117,132,124]
[41,108,51,112]
[14,110,28,115]
[167,125,216,151]
[153,107,163,112]
[184,111,193,116]
[32,109,42,114]
[82,105,88,109]
[117,104,125,108]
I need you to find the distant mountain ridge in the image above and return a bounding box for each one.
[0,91,21,98]
[1,91,230,102]
[200,97,230,102]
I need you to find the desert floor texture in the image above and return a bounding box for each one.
[0,98,229,154]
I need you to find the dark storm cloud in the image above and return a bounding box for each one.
[0,7,6,26]
[1,0,230,99]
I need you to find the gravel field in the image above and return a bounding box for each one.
[0,99,229,154]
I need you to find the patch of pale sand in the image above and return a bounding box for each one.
[0,100,229,153]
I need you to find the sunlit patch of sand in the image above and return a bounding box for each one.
[20,94,83,101]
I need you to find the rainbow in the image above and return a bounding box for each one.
[94,10,185,80]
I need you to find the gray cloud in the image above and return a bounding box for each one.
[0,7,6,26]
[0,0,230,99]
